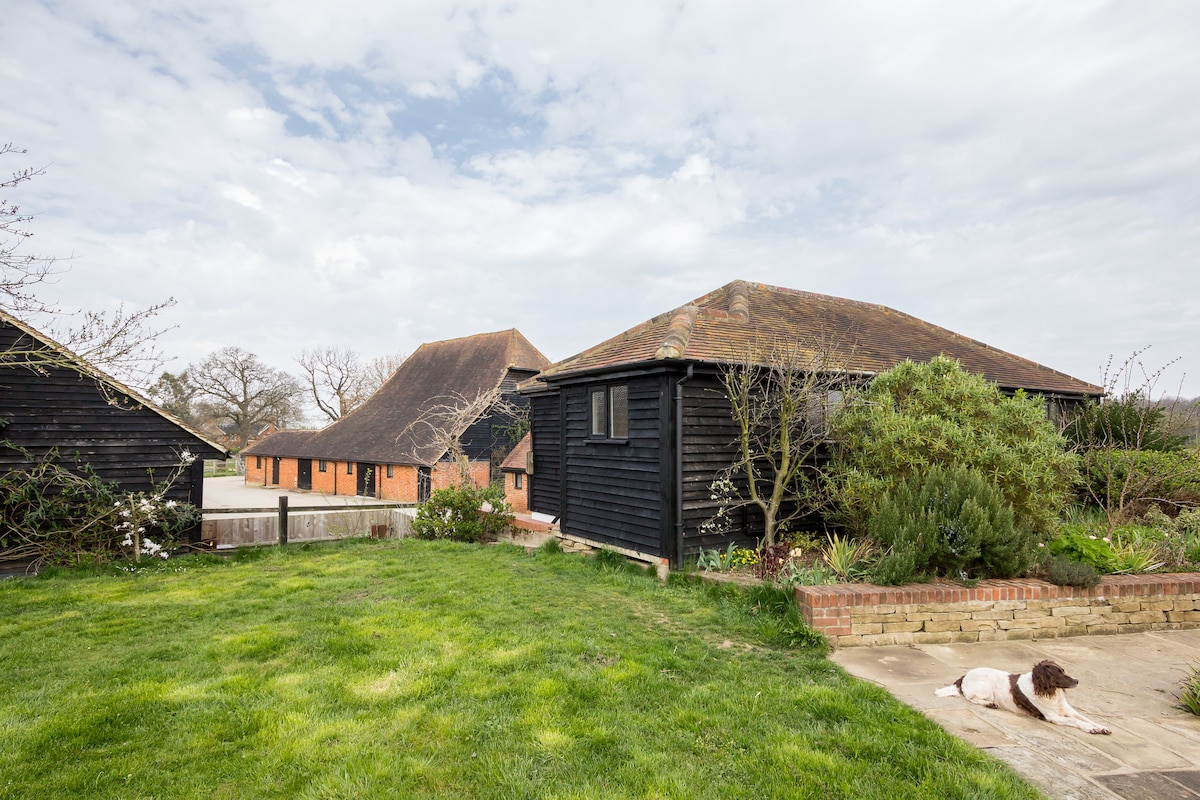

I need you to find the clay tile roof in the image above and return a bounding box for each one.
[242,429,318,457]
[247,329,550,465]
[499,432,532,472]
[536,281,1102,396]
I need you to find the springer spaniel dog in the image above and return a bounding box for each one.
[935,659,1112,735]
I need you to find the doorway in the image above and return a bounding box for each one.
[417,466,432,504]
[297,459,312,490]
[356,463,375,497]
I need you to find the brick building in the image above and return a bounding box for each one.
[243,329,548,502]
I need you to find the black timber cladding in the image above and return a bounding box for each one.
[679,372,769,556]
[558,373,668,557]
[0,319,226,508]
[528,392,561,517]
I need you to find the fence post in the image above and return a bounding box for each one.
[278,496,289,546]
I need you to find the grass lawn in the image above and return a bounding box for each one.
[0,539,1043,799]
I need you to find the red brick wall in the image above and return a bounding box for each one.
[431,461,491,491]
[244,455,267,486]
[504,470,529,513]
[246,458,495,502]
[378,465,419,502]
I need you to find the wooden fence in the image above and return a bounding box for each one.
[201,506,414,547]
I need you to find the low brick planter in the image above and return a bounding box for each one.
[795,573,1200,647]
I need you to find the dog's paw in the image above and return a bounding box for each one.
[1089,726,1112,735]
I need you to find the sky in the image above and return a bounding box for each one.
[3,1,1199,406]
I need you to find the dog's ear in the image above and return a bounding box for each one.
[1032,660,1079,696]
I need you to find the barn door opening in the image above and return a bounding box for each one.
[271,457,281,485]
[417,466,432,504]
[356,463,375,497]
[297,459,312,490]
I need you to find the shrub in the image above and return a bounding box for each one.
[0,448,200,567]
[411,483,513,543]
[1079,448,1200,523]
[864,465,1034,585]
[829,356,1077,537]
[1064,392,1189,453]
[1040,555,1101,588]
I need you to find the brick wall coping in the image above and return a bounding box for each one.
[795,573,1200,647]
[796,573,1200,609]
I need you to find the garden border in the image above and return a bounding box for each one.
[795,573,1200,648]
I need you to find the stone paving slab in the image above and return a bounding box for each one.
[833,630,1200,799]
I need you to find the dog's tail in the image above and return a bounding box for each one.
[934,677,965,697]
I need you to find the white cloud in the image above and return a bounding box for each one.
[0,0,1197,398]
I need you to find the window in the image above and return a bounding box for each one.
[346,462,353,475]
[590,388,607,437]
[808,389,845,437]
[514,473,524,489]
[609,385,628,438]
[589,384,629,440]
[255,456,262,469]
[318,460,327,473]
[386,464,394,478]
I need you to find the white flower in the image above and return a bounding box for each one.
[164,500,177,509]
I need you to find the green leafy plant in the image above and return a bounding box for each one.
[1140,506,1200,568]
[829,356,1077,537]
[1178,661,1200,716]
[779,560,839,586]
[864,465,1034,585]
[410,483,513,543]
[1039,555,1101,588]
[0,445,200,568]
[1047,525,1118,572]
[822,532,873,580]
[695,540,739,572]
[1109,539,1164,574]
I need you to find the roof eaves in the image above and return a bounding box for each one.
[0,309,230,457]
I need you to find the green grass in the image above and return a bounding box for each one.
[0,539,1043,799]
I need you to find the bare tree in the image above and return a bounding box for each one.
[188,347,304,449]
[360,352,405,396]
[399,387,526,485]
[716,337,849,547]
[1064,349,1199,529]
[1,144,173,387]
[296,346,365,422]
[147,370,199,426]
[296,347,406,423]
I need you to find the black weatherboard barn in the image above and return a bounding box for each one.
[0,310,227,514]
[522,280,1104,568]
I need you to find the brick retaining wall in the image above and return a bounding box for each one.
[795,574,1200,647]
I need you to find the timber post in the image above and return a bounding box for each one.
[278,496,289,546]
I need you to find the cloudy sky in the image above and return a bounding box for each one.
[3,1,1199,403]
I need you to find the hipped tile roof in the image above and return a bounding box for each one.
[245,329,549,464]
[499,432,532,473]
[535,281,1102,396]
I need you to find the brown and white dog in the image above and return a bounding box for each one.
[935,659,1111,734]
